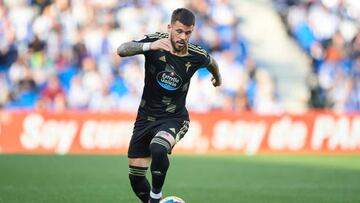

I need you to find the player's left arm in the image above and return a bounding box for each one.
[206,56,222,87]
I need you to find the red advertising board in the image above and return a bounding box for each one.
[0,110,359,154]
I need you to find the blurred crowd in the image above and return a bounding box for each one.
[0,0,280,113]
[273,0,360,112]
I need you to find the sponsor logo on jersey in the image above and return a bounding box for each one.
[156,71,183,91]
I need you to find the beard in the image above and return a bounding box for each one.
[170,35,186,53]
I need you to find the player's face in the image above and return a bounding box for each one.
[168,21,194,52]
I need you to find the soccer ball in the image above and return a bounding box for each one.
[160,196,185,203]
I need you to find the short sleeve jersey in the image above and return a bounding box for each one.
[135,32,211,119]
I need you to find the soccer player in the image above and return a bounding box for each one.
[117,8,222,203]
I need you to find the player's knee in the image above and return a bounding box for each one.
[150,136,171,157]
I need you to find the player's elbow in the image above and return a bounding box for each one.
[117,44,128,57]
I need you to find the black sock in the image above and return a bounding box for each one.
[150,136,171,194]
[129,165,150,203]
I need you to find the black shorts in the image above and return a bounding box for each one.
[128,116,190,158]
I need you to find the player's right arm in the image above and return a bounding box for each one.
[117,42,145,57]
[117,38,173,57]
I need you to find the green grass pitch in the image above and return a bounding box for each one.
[0,154,359,203]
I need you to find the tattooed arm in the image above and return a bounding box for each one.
[117,42,146,57]
[206,56,222,87]
[117,38,174,57]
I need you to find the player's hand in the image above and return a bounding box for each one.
[150,38,174,53]
[211,76,222,87]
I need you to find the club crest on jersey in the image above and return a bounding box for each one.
[156,71,183,91]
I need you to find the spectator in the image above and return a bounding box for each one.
[0,0,282,113]
[273,0,360,112]
[37,75,66,111]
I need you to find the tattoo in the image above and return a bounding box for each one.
[117,42,144,57]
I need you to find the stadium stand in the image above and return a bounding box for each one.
[273,0,360,112]
[1,0,358,113]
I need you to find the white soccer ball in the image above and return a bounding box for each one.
[160,196,185,203]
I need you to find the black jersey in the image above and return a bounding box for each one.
[135,32,211,120]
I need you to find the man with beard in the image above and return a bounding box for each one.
[117,8,222,203]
